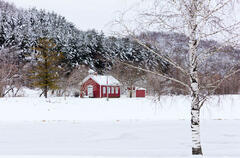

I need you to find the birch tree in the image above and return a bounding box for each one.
[116,0,240,155]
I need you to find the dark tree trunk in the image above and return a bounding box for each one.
[44,86,48,98]
[130,89,132,98]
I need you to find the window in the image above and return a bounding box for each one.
[107,87,110,94]
[87,85,93,97]
[116,87,118,94]
[103,87,106,94]
[112,87,114,94]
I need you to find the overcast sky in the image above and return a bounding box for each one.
[5,0,140,34]
[4,0,240,39]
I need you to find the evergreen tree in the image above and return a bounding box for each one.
[0,1,168,73]
[30,38,63,98]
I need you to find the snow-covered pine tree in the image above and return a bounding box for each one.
[0,0,168,74]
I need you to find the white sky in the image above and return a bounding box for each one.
[5,0,140,35]
[4,0,240,39]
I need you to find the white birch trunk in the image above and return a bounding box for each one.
[188,0,203,155]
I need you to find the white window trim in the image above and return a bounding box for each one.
[107,87,110,94]
[103,87,106,94]
[116,87,118,94]
[112,87,114,94]
[87,85,93,97]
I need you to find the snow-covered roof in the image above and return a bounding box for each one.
[81,75,121,86]
[136,87,146,90]
[88,69,95,74]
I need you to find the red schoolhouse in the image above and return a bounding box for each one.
[80,74,121,98]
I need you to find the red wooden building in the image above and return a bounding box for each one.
[80,74,121,98]
[127,87,146,98]
[136,88,146,97]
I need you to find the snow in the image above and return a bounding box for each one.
[88,69,95,74]
[0,91,240,157]
[136,87,146,90]
[0,156,215,158]
[0,95,239,121]
[0,121,240,157]
[81,75,121,86]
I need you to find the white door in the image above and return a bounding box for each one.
[88,85,93,97]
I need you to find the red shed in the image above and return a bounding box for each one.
[127,87,146,98]
[136,88,146,97]
[80,74,121,98]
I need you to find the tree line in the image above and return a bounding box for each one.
[0,0,239,98]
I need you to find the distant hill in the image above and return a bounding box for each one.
[0,0,168,74]
[139,31,240,75]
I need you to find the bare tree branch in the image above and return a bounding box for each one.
[118,61,190,89]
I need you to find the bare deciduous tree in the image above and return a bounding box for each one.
[116,0,240,155]
[58,65,89,97]
[110,62,146,97]
[0,47,23,97]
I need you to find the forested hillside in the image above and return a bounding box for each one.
[0,0,167,74]
[0,0,239,96]
[139,32,240,95]
[140,32,240,75]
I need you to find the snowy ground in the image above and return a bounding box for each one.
[0,120,240,157]
[0,95,240,121]
[0,93,239,157]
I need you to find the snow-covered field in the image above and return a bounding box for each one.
[0,121,240,157]
[0,95,239,121]
[0,93,239,157]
